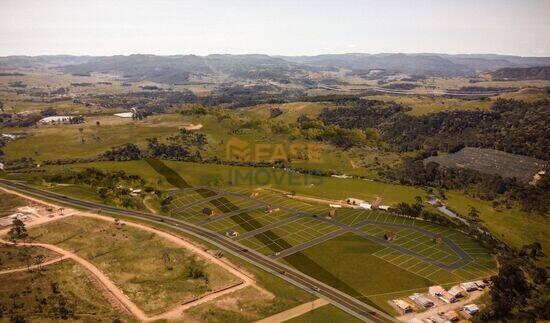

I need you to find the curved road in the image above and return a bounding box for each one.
[0,179,396,323]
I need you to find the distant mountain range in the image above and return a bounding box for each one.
[1,53,549,84]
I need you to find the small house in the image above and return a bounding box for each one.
[329,204,342,208]
[384,232,398,241]
[329,209,337,218]
[474,280,486,289]
[409,293,434,308]
[448,285,463,298]
[250,191,260,198]
[378,205,390,211]
[202,208,215,217]
[392,299,413,313]
[429,285,456,303]
[460,282,478,292]
[463,304,480,315]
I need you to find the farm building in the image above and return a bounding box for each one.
[460,282,479,292]
[392,299,413,313]
[384,232,398,241]
[328,209,337,218]
[463,304,480,315]
[346,197,365,205]
[250,191,260,198]
[474,280,486,288]
[409,293,434,308]
[429,285,456,303]
[39,116,74,124]
[448,285,464,298]
[114,112,134,118]
[202,208,215,217]
[329,204,342,208]
[377,205,390,211]
[359,202,372,210]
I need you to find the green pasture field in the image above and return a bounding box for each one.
[3,116,179,162]
[0,260,130,321]
[444,190,550,267]
[27,216,241,315]
[39,160,425,206]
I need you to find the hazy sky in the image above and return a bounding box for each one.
[1,0,549,56]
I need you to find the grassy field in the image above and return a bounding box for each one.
[27,216,241,315]
[39,160,426,206]
[99,211,318,322]
[285,304,362,323]
[444,190,550,267]
[0,244,59,270]
[0,190,27,217]
[3,116,179,162]
[0,260,130,321]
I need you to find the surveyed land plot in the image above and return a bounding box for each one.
[240,218,340,255]
[204,208,295,234]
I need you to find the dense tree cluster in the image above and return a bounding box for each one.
[475,255,549,322]
[45,168,145,209]
[319,98,550,160]
[146,138,191,160]
[298,116,368,149]
[99,143,143,161]
[0,113,41,127]
[387,158,549,214]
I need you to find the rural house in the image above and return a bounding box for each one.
[384,232,398,241]
[202,208,215,217]
[392,299,413,313]
[409,293,434,308]
[429,285,456,303]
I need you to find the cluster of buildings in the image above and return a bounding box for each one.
[391,280,487,321]
[38,116,75,124]
[345,197,390,210]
